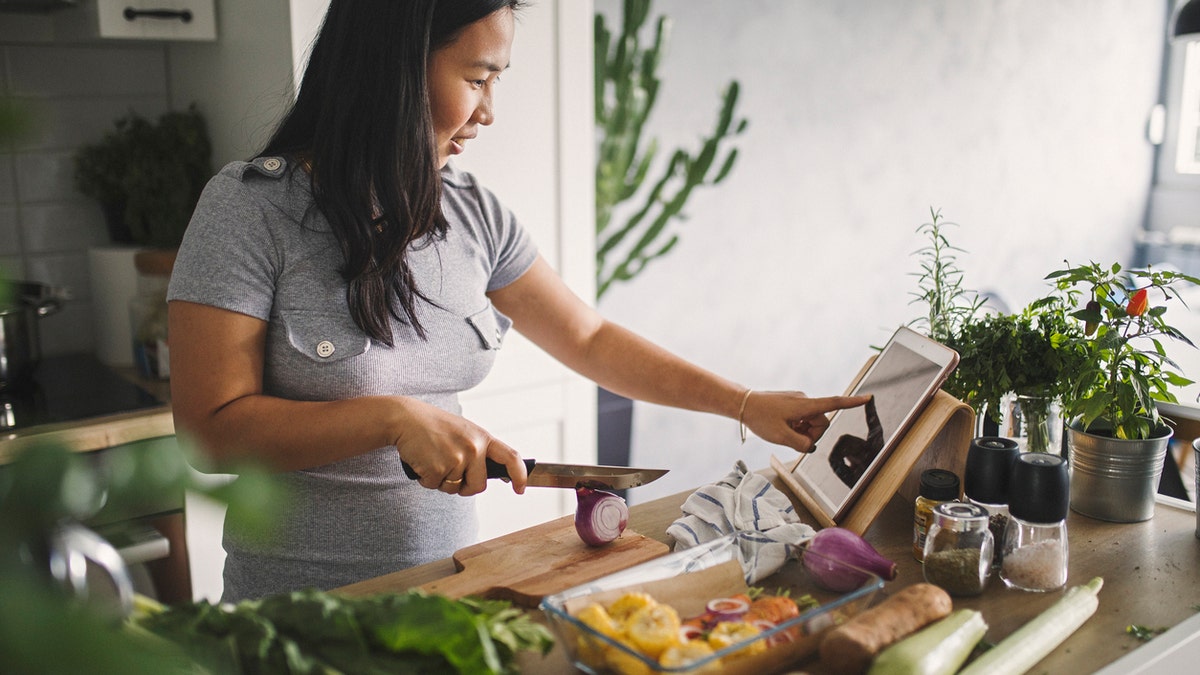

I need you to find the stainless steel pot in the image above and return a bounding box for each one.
[0,281,66,389]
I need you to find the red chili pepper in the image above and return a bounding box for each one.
[1084,300,1101,335]
[1126,288,1148,317]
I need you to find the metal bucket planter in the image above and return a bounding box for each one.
[1066,421,1172,523]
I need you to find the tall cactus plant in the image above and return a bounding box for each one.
[594,0,748,299]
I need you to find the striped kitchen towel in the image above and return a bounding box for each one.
[666,460,815,583]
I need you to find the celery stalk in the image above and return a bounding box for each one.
[957,577,1103,675]
[867,609,988,675]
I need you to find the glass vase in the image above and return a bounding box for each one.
[1000,393,1061,455]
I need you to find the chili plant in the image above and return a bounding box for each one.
[1037,261,1200,440]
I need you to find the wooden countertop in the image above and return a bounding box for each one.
[338,467,1200,674]
[0,365,173,463]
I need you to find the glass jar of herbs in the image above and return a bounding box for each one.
[922,502,993,596]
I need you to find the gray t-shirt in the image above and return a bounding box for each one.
[168,157,538,600]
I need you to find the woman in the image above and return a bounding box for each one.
[168,0,868,601]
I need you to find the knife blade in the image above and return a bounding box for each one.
[401,458,668,490]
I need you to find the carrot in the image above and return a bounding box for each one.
[818,583,953,675]
[745,595,801,625]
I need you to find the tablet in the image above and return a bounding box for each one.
[789,326,960,523]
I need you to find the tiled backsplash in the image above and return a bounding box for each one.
[1,40,169,356]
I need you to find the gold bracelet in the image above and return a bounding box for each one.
[738,388,753,444]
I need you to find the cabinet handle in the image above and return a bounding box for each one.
[123,7,194,23]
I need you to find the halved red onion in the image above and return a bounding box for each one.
[575,486,629,546]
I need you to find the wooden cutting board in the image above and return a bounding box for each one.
[418,514,669,607]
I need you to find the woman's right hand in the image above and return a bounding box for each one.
[392,397,528,497]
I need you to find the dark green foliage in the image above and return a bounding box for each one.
[943,305,1086,423]
[134,588,555,675]
[74,104,212,248]
[0,441,288,674]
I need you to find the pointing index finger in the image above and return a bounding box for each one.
[811,394,873,414]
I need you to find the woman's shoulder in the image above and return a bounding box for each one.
[189,157,317,243]
[214,156,303,187]
[200,157,312,213]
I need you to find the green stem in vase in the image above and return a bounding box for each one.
[1020,397,1054,454]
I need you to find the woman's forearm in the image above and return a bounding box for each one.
[567,320,748,420]
[175,392,406,472]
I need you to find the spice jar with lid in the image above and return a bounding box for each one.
[1000,453,1070,592]
[913,469,960,562]
[964,436,1020,566]
[922,502,994,596]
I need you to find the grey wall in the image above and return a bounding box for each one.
[595,0,1170,502]
[0,1,294,358]
[0,24,171,355]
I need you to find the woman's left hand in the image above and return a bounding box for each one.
[740,391,872,453]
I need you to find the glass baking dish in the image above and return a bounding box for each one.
[540,532,884,674]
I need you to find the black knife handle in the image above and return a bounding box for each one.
[486,458,537,480]
[401,458,536,481]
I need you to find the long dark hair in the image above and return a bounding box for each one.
[262,0,522,345]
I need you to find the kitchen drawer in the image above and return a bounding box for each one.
[97,0,214,41]
[54,0,216,42]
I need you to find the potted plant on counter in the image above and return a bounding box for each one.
[903,208,1068,448]
[74,103,212,252]
[1036,261,1200,522]
[73,104,212,372]
[944,303,1085,454]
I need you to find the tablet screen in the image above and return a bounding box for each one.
[792,327,957,520]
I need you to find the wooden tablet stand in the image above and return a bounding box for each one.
[771,361,976,535]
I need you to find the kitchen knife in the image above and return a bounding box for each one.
[401,459,667,490]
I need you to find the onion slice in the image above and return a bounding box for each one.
[803,527,898,592]
[705,597,750,624]
[706,597,750,616]
[575,486,629,546]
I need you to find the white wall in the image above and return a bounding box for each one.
[594,0,1169,503]
[167,0,295,165]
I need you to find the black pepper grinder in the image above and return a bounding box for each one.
[964,436,1020,566]
[1000,453,1070,592]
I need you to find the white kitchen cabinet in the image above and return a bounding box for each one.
[54,0,217,41]
[169,0,597,588]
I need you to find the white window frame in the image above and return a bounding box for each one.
[1175,41,1200,174]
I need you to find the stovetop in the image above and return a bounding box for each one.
[0,353,163,432]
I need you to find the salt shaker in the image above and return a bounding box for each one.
[964,437,1020,566]
[1000,453,1069,592]
[922,502,994,596]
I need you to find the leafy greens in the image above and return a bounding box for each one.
[133,588,554,674]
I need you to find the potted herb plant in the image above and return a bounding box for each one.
[74,104,211,370]
[1037,261,1200,522]
[74,104,212,251]
[944,303,1085,454]
[906,209,1084,453]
